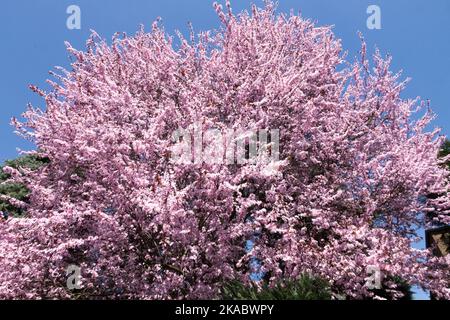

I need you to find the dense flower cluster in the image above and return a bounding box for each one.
[0,2,449,299]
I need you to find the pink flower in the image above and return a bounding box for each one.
[0,1,448,300]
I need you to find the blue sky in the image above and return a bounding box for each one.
[1,0,449,299]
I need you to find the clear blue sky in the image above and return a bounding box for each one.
[1,0,449,299]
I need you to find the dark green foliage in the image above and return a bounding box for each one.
[439,139,450,159]
[0,154,49,217]
[439,139,450,172]
[370,276,413,300]
[220,274,332,300]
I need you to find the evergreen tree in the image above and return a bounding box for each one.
[0,154,48,217]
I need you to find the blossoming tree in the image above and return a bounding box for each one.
[0,1,449,299]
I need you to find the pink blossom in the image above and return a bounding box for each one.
[0,1,448,299]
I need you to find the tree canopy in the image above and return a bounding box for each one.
[0,2,449,299]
